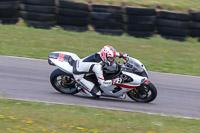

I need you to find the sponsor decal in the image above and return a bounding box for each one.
[58,53,65,62]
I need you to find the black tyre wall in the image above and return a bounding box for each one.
[56,8,89,18]
[24,20,56,29]
[20,4,55,14]
[92,21,122,29]
[56,15,89,26]
[190,12,200,38]
[91,4,122,13]
[160,35,186,41]
[124,7,156,16]
[190,29,200,37]
[57,0,89,11]
[157,11,191,21]
[0,9,19,18]
[0,18,19,24]
[157,27,189,37]
[91,4,123,35]
[21,11,55,22]
[125,24,155,31]
[156,11,191,41]
[95,29,123,36]
[127,31,154,38]
[0,1,19,9]
[156,18,189,28]
[22,0,55,6]
[91,12,122,22]
[59,25,88,32]
[21,0,56,29]
[0,1,20,24]
[190,12,200,22]
[56,0,90,32]
[124,15,156,24]
[190,22,200,29]
[123,7,156,38]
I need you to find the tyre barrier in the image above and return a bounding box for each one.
[123,7,156,38]
[21,0,56,29]
[156,11,191,41]
[0,0,200,42]
[55,0,89,32]
[190,12,200,38]
[91,4,123,36]
[0,1,20,24]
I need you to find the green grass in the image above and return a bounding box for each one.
[0,98,200,133]
[73,0,200,12]
[0,23,200,76]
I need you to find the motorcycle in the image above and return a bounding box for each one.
[48,51,157,103]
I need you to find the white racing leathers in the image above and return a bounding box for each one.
[73,53,113,96]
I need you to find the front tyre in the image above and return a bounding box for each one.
[127,82,157,103]
[50,69,78,94]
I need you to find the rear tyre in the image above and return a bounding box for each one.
[127,82,157,103]
[50,69,78,94]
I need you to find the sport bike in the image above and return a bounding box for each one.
[48,52,157,103]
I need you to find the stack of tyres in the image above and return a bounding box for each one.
[0,0,20,24]
[190,12,200,41]
[21,0,55,29]
[123,7,156,38]
[156,11,190,41]
[56,0,89,32]
[91,4,123,36]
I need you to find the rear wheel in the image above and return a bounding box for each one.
[127,82,157,103]
[50,69,78,94]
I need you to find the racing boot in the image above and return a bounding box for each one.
[90,86,101,99]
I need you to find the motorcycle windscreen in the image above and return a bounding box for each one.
[126,58,144,73]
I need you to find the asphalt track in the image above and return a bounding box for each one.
[0,55,200,119]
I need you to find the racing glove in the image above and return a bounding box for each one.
[119,53,129,60]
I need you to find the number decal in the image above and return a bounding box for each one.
[58,53,65,62]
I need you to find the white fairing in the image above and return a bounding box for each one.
[101,72,147,97]
[49,51,80,74]
[122,71,147,86]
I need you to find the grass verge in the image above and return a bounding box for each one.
[0,24,200,76]
[0,98,200,133]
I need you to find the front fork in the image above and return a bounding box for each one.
[128,79,150,96]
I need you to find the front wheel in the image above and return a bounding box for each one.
[127,82,157,103]
[50,69,78,94]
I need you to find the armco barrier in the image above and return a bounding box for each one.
[0,0,199,42]
[21,0,56,29]
[0,1,20,24]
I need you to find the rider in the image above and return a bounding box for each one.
[73,45,128,98]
